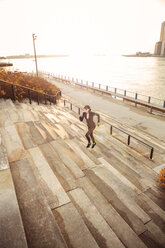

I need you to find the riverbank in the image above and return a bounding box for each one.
[123,55,165,57]
[42,74,165,143]
[0,62,13,67]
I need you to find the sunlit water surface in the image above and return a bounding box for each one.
[8,54,165,101]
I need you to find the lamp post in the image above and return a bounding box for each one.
[32,33,38,77]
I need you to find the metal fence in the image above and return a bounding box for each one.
[0,80,61,105]
[43,71,165,109]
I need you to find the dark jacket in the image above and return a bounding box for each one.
[79,111,100,127]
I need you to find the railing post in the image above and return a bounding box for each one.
[37,92,39,105]
[70,103,72,110]
[135,93,138,107]
[163,101,165,108]
[92,82,94,88]
[106,85,108,91]
[135,93,137,99]
[150,106,152,114]
[28,89,31,104]
[78,107,80,115]
[11,85,16,101]
[110,125,112,135]
[150,147,154,160]
[64,99,66,106]
[86,81,88,86]
[99,84,101,89]
[148,96,151,103]
[114,88,117,98]
[123,90,126,102]
[128,135,130,145]
[44,95,47,104]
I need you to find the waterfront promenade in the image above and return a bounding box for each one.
[43,74,165,143]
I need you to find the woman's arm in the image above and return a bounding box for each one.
[93,112,100,123]
[79,112,85,121]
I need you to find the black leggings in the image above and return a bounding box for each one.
[85,126,95,143]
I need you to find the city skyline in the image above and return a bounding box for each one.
[0,0,165,56]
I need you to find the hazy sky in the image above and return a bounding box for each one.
[0,0,165,56]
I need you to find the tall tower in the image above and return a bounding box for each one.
[160,21,165,55]
[154,21,165,56]
[160,21,165,41]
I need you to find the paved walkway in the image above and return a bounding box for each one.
[47,76,165,142]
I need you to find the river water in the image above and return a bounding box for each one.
[8,54,165,102]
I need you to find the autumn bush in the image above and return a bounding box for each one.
[0,68,60,103]
[157,168,165,188]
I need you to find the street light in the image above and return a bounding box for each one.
[32,33,38,77]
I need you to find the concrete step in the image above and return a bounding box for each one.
[52,138,86,171]
[135,193,165,232]
[0,169,28,248]
[28,147,71,209]
[143,188,165,211]
[39,142,77,192]
[32,121,54,142]
[0,136,9,170]
[139,220,165,248]
[95,129,157,169]
[90,143,149,192]
[72,137,102,166]
[10,158,67,248]
[84,168,151,235]
[53,123,70,139]
[53,202,100,248]
[106,135,160,170]
[0,125,27,163]
[24,121,48,145]
[40,111,61,124]
[15,122,37,150]
[50,140,84,178]
[92,138,158,190]
[98,157,142,194]
[65,139,97,169]
[98,111,165,152]
[8,106,39,123]
[77,177,148,248]
[60,122,78,138]
[88,165,151,223]
[0,108,13,128]
[68,188,125,248]
[41,121,58,140]
[0,98,15,109]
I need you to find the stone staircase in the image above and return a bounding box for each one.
[0,98,165,248]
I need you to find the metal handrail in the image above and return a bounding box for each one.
[62,97,154,160]
[0,79,61,105]
[109,123,154,160]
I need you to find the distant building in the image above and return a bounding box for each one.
[154,41,162,55]
[154,21,165,56]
